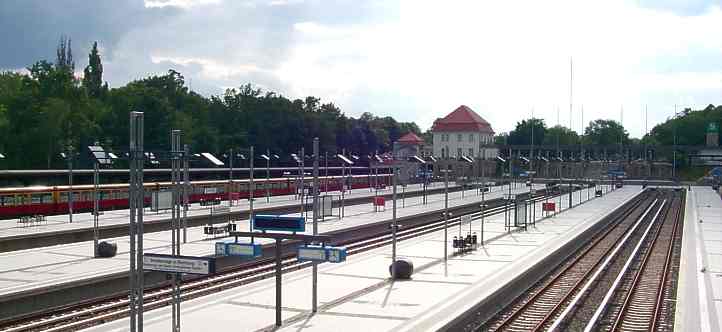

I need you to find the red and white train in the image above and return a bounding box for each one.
[0,173,392,219]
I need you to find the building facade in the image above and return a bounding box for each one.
[431,105,497,159]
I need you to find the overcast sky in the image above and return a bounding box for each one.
[2,0,721,137]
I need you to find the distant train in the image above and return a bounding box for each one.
[0,173,392,219]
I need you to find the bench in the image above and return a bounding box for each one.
[17,215,46,227]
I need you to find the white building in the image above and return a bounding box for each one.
[431,105,498,159]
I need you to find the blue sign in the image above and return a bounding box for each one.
[326,246,347,263]
[227,243,263,257]
[297,245,347,263]
[253,214,305,232]
[215,242,228,256]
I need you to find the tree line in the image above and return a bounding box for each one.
[499,107,721,148]
[0,38,421,169]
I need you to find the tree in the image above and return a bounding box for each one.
[83,42,106,98]
[508,118,546,145]
[55,35,74,75]
[545,125,579,146]
[583,119,629,146]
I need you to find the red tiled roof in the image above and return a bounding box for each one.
[397,132,424,145]
[431,105,495,133]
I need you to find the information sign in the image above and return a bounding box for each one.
[326,246,347,263]
[143,253,215,275]
[461,214,472,224]
[227,243,262,257]
[298,245,327,262]
[253,214,305,232]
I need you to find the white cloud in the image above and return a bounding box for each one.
[151,56,265,80]
[270,0,722,137]
[144,0,221,9]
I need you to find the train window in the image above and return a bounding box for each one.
[59,192,68,203]
[30,193,46,204]
[117,191,129,199]
[0,195,14,206]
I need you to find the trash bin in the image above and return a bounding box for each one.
[97,241,117,258]
[389,259,414,279]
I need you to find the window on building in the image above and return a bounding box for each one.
[457,134,462,142]
[457,148,462,158]
[469,148,474,157]
[469,134,474,142]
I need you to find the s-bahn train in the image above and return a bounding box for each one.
[0,173,392,219]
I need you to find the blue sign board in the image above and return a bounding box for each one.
[215,242,228,256]
[253,214,305,232]
[326,246,347,263]
[227,243,263,257]
[297,245,347,263]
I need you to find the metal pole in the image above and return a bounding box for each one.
[137,114,145,331]
[300,147,305,217]
[444,164,449,260]
[392,142,398,277]
[341,149,345,218]
[229,148,233,207]
[325,151,329,193]
[171,129,182,332]
[249,146,254,229]
[93,161,99,258]
[673,104,677,180]
[267,148,271,203]
[183,144,189,243]
[275,239,282,327]
[312,138,319,312]
[129,115,137,332]
[68,147,74,223]
[129,111,145,332]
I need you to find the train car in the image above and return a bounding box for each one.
[0,173,392,219]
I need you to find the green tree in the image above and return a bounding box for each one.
[545,125,579,146]
[83,42,107,99]
[508,118,546,145]
[583,119,629,145]
[55,35,74,76]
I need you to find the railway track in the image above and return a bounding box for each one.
[0,188,567,332]
[478,189,684,332]
[587,190,683,331]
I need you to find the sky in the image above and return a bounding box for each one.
[1,0,721,137]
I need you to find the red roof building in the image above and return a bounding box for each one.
[431,105,495,134]
[431,105,497,159]
[397,132,425,145]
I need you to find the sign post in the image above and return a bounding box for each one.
[230,230,331,328]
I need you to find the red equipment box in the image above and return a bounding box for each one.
[542,202,556,212]
[373,197,385,206]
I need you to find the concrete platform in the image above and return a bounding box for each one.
[0,183,545,300]
[81,184,637,332]
[676,187,722,332]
